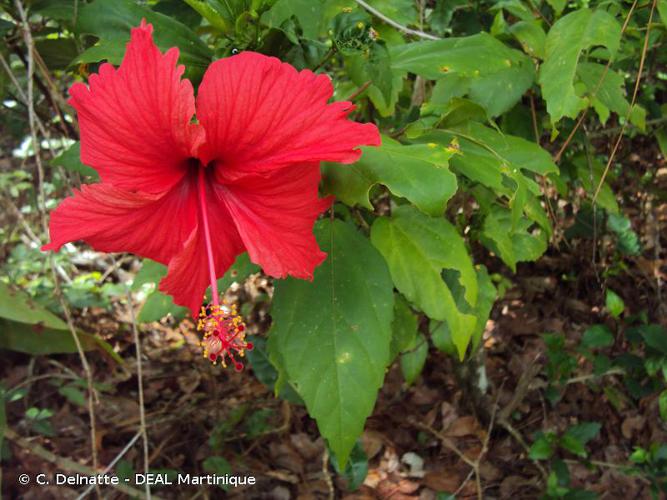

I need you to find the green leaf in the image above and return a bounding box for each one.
[576,63,630,124]
[430,320,457,356]
[153,0,203,29]
[322,137,457,216]
[72,39,128,66]
[268,219,394,467]
[51,142,99,180]
[633,324,667,355]
[561,422,600,457]
[216,253,260,293]
[343,49,404,117]
[605,289,624,318]
[132,259,168,291]
[0,284,120,361]
[415,122,557,198]
[529,435,555,460]
[59,384,87,407]
[607,213,641,256]
[400,334,428,385]
[30,0,77,21]
[581,325,614,349]
[470,266,496,351]
[331,440,369,491]
[203,456,232,490]
[76,0,213,81]
[0,318,115,357]
[546,0,566,16]
[391,33,535,116]
[0,386,5,456]
[137,291,189,323]
[0,281,67,330]
[366,42,393,103]
[660,390,667,421]
[36,39,79,70]
[539,9,621,124]
[182,0,233,33]
[508,20,546,59]
[480,206,548,271]
[370,205,477,358]
[390,295,419,360]
[367,0,417,26]
[246,336,303,404]
[261,0,327,40]
[134,253,259,320]
[571,155,619,213]
[659,0,667,28]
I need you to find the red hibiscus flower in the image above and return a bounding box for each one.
[43,21,379,322]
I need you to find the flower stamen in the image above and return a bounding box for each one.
[197,303,253,370]
[196,167,252,369]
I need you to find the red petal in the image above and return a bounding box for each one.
[220,163,331,279]
[68,21,201,193]
[196,52,380,180]
[42,181,198,265]
[159,178,244,316]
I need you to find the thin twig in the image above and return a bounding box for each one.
[0,52,64,161]
[499,418,549,481]
[76,430,143,500]
[587,116,667,138]
[346,80,372,101]
[409,417,476,467]
[354,0,441,40]
[4,428,158,499]
[592,0,657,204]
[114,257,151,500]
[565,368,625,385]
[14,3,100,494]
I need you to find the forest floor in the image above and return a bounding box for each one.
[2,135,666,500]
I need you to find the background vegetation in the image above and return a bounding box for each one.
[0,0,666,498]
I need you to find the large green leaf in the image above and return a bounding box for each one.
[370,205,477,358]
[0,282,67,330]
[322,137,457,216]
[539,9,621,124]
[0,319,110,356]
[268,220,394,466]
[413,123,556,212]
[75,0,212,81]
[0,283,119,359]
[391,33,535,116]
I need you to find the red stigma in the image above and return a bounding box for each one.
[197,302,253,369]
